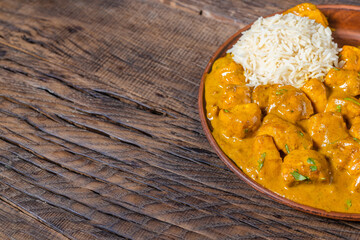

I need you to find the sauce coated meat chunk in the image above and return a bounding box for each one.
[208,54,246,87]
[325,96,360,123]
[301,78,327,113]
[340,45,360,71]
[322,137,360,192]
[283,3,328,27]
[205,54,250,120]
[267,85,314,123]
[322,137,360,171]
[252,135,282,181]
[282,150,330,186]
[205,84,251,120]
[301,112,349,148]
[257,114,313,154]
[252,84,277,111]
[325,68,360,97]
[350,116,360,139]
[218,103,261,141]
[217,85,251,110]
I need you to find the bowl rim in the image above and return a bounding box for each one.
[198,4,360,221]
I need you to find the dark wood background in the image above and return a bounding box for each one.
[0,0,359,239]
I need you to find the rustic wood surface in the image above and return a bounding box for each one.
[0,0,359,239]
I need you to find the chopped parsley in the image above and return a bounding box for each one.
[333,67,340,71]
[258,161,264,170]
[258,152,266,171]
[354,137,360,143]
[346,199,352,210]
[244,128,249,133]
[310,166,318,172]
[336,105,342,112]
[276,89,288,95]
[307,158,316,165]
[223,109,229,113]
[298,131,304,137]
[307,158,317,171]
[285,144,290,153]
[344,97,360,106]
[291,170,309,181]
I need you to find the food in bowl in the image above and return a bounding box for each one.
[204,3,360,213]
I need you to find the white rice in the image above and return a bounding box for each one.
[228,13,341,88]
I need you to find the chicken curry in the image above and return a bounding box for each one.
[205,3,360,212]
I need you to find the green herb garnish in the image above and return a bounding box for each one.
[336,105,342,112]
[275,89,288,95]
[285,144,290,153]
[307,158,316,165]
[291,170,309,181]
[258,161,264,170]
[354,137,360,143]
[223,109,229,113]
[310,165,317,172]
[344,97,360,106]
[346,199,352,210]
[244,128,249,133]
[258,152,266,171]
[333,67,340,71]
[307,158,317,171]
[298,131,304,137]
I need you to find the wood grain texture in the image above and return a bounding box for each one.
[155,0,360,26]
[0,0,359,239]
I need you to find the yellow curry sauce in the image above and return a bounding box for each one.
[205,4,360,213]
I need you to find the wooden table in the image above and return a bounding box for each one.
[0,0,359,239]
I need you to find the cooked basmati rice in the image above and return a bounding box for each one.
[228,13,341,88]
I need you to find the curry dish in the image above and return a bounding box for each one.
[205,3,360,212]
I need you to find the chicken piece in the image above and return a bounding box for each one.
[322,137,360,192]
[218,85,251,110]
[301,78,328,113]
[325,96,360,123]
[205,84,251,121]
[267,85,314,123]
[324,68,360,97]
[321,137,360,171]
[350,116,360,139]
[252,135,282,181]
[348,160,360,193]
[301,112,349,148]
[208,54,246,87]
[340,45,360,71]
[282,150,330,186]
[283,3,329,27]
[206,105,219,122]
[352,176,360,193]
[257,114,313,154]
[252,84,278,111]
[217,103,261,141]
